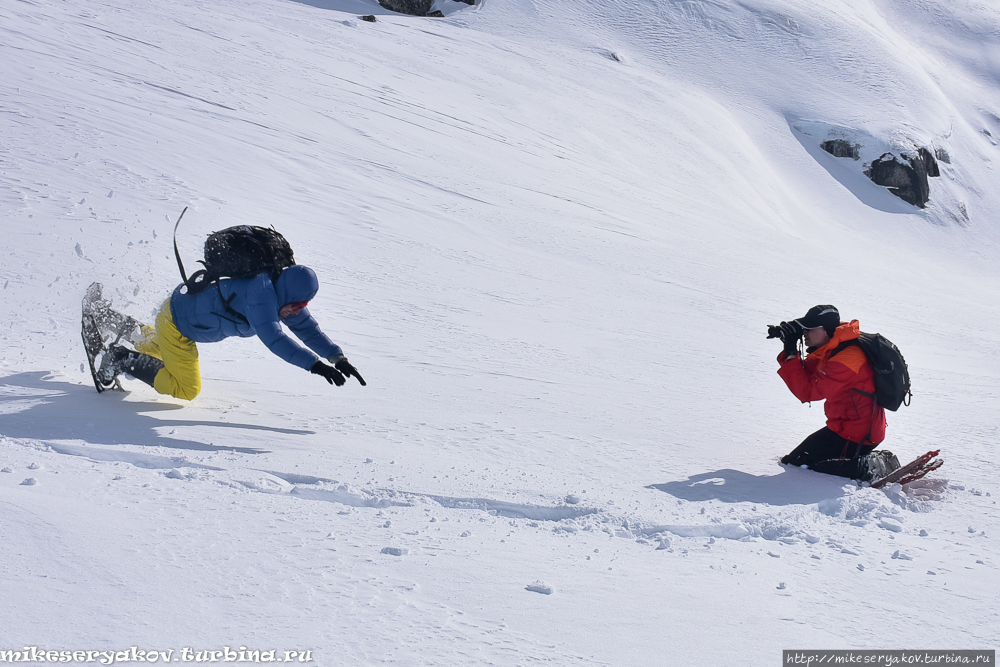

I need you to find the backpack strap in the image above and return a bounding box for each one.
[829,338,858,358]
[214,284,249,326]
[829,337,878,445]
[172,207,190,285]
[829,339,873,399]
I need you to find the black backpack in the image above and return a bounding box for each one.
[172,208,295,295]
[831,332,911,411]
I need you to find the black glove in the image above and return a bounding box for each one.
[779,321,802,356]
[333,357,367,386]
[310,360,346,386]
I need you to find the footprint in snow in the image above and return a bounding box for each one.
[21,478,38,486]
[1,467,12,473]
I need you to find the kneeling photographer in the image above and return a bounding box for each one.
[769,305,898,482]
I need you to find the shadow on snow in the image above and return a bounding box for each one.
[648,467,853,506]
[0,372,313,454]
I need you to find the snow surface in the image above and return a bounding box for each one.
[2,0,999,662]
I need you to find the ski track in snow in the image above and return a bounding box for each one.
[3,430,993,555]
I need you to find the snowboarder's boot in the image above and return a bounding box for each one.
[858,450,901,483]
[97,344,164,389]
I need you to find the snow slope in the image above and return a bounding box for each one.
[1,0,999,662]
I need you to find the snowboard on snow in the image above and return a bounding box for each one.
[81,282,140,393]
[870,450,943,488]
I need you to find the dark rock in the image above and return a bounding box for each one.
[865,154,916,204]
[456,0,475,4]
[911,147,939,178]
[426,9,445,16]
[934,147,951,164]
[359,14,377,21]
[378,0,433,16]
[821,139,860,160]
[864,148,939,208]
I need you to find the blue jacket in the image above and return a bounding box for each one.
[169,265,344,370]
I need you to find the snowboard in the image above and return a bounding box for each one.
[81,282,140,393]
[870,449,943,488]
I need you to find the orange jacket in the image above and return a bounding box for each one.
[777,320,886,445]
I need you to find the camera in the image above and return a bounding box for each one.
[766,321,802,341]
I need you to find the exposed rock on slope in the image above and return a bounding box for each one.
[863,148,939,208]
[793,120,963,216]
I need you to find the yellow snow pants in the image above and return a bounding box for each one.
[133,298,202,401]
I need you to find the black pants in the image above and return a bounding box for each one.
[782,427,875,479]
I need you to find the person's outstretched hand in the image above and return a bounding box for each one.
[310,360,346,386]
[333,357,366,386]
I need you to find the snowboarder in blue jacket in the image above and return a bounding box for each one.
[97,265,365,400]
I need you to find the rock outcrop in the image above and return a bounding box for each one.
[820,139,860,160]
[378,0,433,15]
[791,119,964,220]
[864,148,940,208]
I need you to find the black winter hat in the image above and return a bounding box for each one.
[796,305,841,337]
